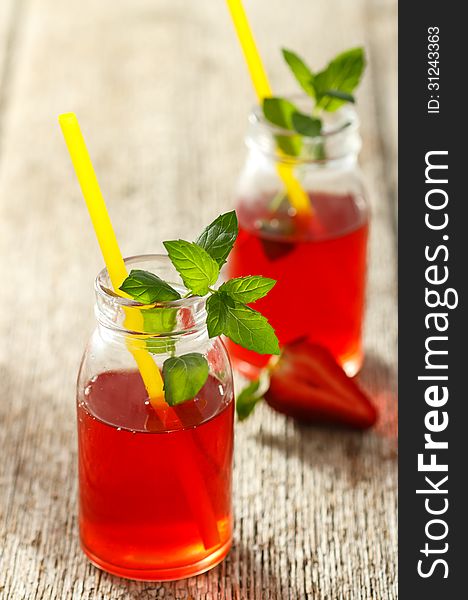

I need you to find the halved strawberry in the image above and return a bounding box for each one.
[264,340,377,428]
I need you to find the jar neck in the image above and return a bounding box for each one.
[94,254,209,348]
[246,99,362,168]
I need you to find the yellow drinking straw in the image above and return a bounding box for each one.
[59,112,221,548]
[225,0,312,216]
[58,113,165,406]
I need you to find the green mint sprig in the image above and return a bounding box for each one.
[141,307,178,354]
[236,379,264,421]
[162,353,209,405]
[218,275,276,303]
[163,240,219,296]
[235,361,275,420]
[262,47,366,158]
[195,211,239,267]
[207,293,279,354]
[120,270,181,302]
[119,211,279,405]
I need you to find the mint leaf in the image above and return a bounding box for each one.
[164,240,219,296]
[224,301,279,354]
[275,134,302,157]
[219,276,276,304]
[291,112,322,137]
[143,307,178,333]
[207,292,279,354]
[236,379,263,421]
[223,301,279,355]
[142,307,177,354]
[314,47,365,111]
[195,211,238,267]
[206,292,230,337]
[120,269,181,303]
[263,97,303,157]
[282,48,316,97]
[263,97,298,129]
[162,353,209,405]
[322,89,355,104]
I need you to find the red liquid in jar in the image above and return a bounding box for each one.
[78,370,234,581]
[228,191,368,377]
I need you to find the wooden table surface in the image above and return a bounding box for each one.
[0,1,397,598]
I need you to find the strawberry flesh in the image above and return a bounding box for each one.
[265,340,377,428]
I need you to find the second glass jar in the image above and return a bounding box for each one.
[227,99,369,378]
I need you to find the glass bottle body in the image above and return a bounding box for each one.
[228,102,369,377]
[77,255,234,581]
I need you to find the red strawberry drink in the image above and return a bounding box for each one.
[228,103,369,377]
[79,370,234,580]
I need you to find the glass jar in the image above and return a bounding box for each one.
[228,98,369,377]
[77,255,234,581]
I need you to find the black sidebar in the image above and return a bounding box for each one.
[399,2,467,597]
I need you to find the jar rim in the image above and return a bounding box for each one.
[95,254,209,309]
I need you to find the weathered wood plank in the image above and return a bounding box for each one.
[0,0,397,598]
[0,1,16,84]
[0,0,27,155]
